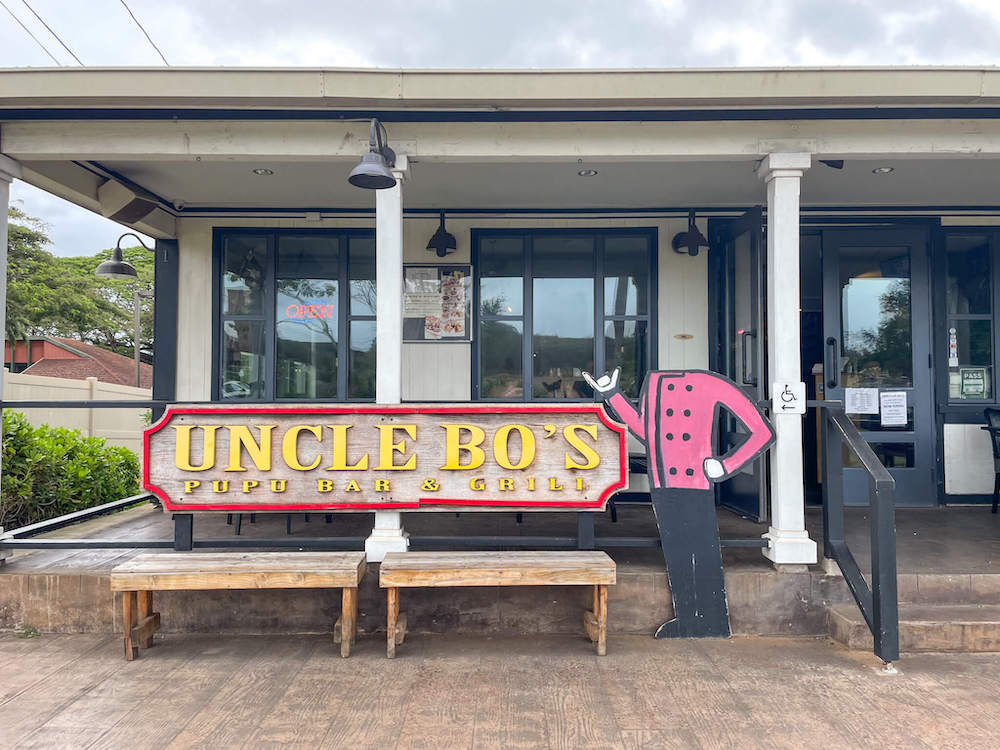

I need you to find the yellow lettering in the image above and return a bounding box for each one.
[326,425,368,470]
[242,480,259,493]
[212,480,229,493]
[470,477,486,491]
[493,424,536,470]
[549,477,563,491]
[271,479,287,492]
[375,479,391,491]
[576,477,584,490]
[345,479,362,492]
[173,425,219,471]
[498,478,515,491]
[376,424,417,470]
[183,480,201,493]
[527,477,536,491]
[282,425,322,471]
[440,424,486,470]
[225,425,276,472]
[563,424,600,469]
[317,479,334,493]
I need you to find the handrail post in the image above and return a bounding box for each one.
[870,477,900,662]
[820,410,846,556]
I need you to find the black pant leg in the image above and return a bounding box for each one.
[650,487,731,638]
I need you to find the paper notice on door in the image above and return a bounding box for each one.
[879,391,908,427]
[844,387,879,414]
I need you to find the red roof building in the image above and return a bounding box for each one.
[4,337,152,389]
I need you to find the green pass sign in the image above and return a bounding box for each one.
[960,367,987,398]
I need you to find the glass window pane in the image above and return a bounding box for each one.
[221,320,266,399]
[348,320,376,399]
[532,278,594,398]
[277,236,338,278]
[843,442,914,468]
[222,236,267,315]
[839,247,912,388]
[533,236,594,278]
[848,409,914,432]
[480,236,523,316]
[946,235,991,315]
[604,320,648,399]
[275,279,338,399]
[481,320,523,398]
[604,236,649,316]
[349,236,376,315]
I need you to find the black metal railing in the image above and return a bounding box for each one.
[819,401,899,663]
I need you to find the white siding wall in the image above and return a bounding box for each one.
[175,215,706,402]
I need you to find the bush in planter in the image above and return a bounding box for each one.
[1,410,141,530]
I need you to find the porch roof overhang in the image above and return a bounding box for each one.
[4,66,1000,240]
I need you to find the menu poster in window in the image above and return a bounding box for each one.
[403,264,472,342]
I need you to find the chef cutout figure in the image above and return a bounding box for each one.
[583,367,775,638]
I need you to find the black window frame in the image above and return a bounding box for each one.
[471,227,658,402]
[212,227,376,403]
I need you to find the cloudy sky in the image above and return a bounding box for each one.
[3,0,1000,254]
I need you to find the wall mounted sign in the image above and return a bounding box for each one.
[879,391,908,427]
[960,367,987,398]
[402,264,472,342]
[144,404,627,512]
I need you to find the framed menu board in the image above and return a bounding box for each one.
[402,264,472,342]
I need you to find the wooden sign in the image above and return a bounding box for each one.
[144,404,627,512]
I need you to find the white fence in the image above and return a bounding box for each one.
[3,371,150,456]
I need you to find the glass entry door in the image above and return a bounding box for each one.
[713,208,769,520]
[821,228,936,506]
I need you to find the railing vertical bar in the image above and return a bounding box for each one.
[870,477,900,662]
[821,410,846,555]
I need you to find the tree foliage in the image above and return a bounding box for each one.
[6,208,154,360]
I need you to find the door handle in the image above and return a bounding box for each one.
[740,329,757,386]
[825,337,839,389]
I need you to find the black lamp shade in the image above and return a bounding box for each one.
[426,212,457,257]
[348,152,397,190]
[95,247,138,279]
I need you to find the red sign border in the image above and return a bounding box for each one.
[144,404,628,512]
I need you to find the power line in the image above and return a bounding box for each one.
[0,0,60,64]
[118,0,168,66]
[20,0,82,65]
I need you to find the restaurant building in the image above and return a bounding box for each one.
[2,68,1000,624]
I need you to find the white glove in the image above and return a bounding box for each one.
[704,458,726,480]
[582,367,620,394]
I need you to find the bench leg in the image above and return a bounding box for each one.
[137,591,155,649]
[122,591,138,661]
[387,587,399,659]
[583,584,608,656]
[340,587,357,658]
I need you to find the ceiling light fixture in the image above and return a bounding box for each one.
[872,166,895,175]
[577,169,598,177]
[252,168,274,176]
[348,118,397,190]
[425,211,457,258]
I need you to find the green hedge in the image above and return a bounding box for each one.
[1,410,140,530]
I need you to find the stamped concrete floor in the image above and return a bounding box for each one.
[1,632,999,750]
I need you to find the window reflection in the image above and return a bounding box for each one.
[840,248,912,388]
[348,320,376,399]
[276,279,338,399]
[481,320,523,398]
[604,320,647,398]
[604,237,648,316]
[946,235,993,401]
[533,278,594,398]
[349,237,377,316]
[480,237,523,316]
[221,320,266,399]
[223,236,266,315]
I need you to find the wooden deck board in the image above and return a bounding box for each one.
[380,551,615,588]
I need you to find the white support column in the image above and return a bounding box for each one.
[0,154,21,559]
[756,152,818,567]
[366,155,410,563]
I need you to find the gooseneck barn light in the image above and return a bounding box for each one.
[95,232,154,280]
[671,210,710,257]
[425,211,457,257]
[348,118,397,190]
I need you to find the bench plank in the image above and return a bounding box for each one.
[379,551,615,588]
[111,552,366,591]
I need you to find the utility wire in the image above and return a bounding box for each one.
[20,0,82,65]
[118,0,169,66]
[0,0,60,64]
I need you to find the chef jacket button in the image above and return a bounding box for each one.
[682,433,690,441]
[668,384,675,391]
[685,468,695,476]
[666,408,673,416]
[683,409,691,417]
[666,433,674,440]
[685,384,693,391]
[669,467,678,475]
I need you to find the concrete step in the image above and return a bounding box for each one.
[894,573,1000,605]
[827,602,1000,653]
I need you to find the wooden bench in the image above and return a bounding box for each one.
[379,551,616,658]
[110,551,366,660]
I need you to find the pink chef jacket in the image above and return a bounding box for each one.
[607,370,774,490]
